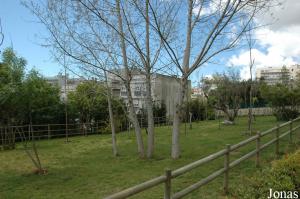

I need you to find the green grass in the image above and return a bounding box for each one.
[1,116,300,199]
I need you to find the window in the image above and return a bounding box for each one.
[134,91,141,96]
[121,91,127,96]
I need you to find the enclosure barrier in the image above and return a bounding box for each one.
[0,117,168,149]
[105,117,300,199]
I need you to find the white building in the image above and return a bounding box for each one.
[191,88,205,99]
[45,73,85,100]
[256,64,300,85]
[108,71,191,118]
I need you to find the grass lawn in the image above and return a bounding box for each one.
[1,116,300,199]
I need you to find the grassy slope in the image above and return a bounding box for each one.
[1,116,300,199]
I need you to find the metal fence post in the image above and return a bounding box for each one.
[164,169,172,199]
[276,124,279,156]
[256,132,261,167]
[289,120,293,144]
[224,144,230,194]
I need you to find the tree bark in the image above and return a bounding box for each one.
[171,0,192,159]
[116,0,145,158]
[105,71,118,157]
[145,71,154,158]
[126,82,145,157]
[172,77,187,159]
[145,0,155,158]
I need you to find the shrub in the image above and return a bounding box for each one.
[232,150,300,199]
[274,108,299,121]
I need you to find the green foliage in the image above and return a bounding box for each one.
[20,70,63,124]
[68,81,126,130]
[260,82,300,121]
[232,150,300,199]
[0,48,27,125]
[153,101,167,118]
[183,99,215,121]
[202,70,244,122]
[0,48,65,125]
[138,101,167,127]
[274,108,299,121]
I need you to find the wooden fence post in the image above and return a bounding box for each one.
[28,125,31,140]
[0,127,3,150]
[275,124,279,156]
[224,144,230,194]
[128,122,130,136]
[96,122,99,134]
[256,132,261,167]
[164,168,172,199]
[12,127,15,149]
[48,124,51,140]
[30,125,33,140]
[289,120,293,144]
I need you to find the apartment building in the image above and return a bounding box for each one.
[256,64,300,85]
[108,71,191,118]
[45,73,85,100]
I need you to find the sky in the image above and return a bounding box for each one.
[0,0,60,76]
[1,0,300,85]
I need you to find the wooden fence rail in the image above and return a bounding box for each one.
[105,117,300,199]
[0,117,168,150]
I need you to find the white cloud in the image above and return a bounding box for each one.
[228,0,300,80]
[192,0,229,16]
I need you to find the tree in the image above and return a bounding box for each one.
[0,48,26,125]
[185,98,213,121]
[148,0,272,158]
[24,0,175,158]
[203,71,244,122]
[245,22,255,134]
[68,80,126,155]
[260,82,300,121]
[24,0,274,159]
[68,81,106,124]
[104,70,118,156]
[21,70,63,125]
[0,49,49,173]
[0,48,64,125]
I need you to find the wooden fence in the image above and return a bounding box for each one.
[0,117,168,150]
[105,117,300,199]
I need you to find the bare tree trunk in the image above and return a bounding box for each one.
[172,78,187,159]
[145,0,155,158]
[126,83,145,157]
[145,72,154,158]
[104,71,118,157]
[171,0,192,159]
[116,0,145,158]
[248,84,253,132]
[247,27,254,134]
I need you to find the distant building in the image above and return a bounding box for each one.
[108,71,191,118]
[45,73,85,100]
[256,64,300,85]
[191,88,205,99]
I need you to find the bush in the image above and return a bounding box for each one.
[182,99,215,122]
[274,108,299,121]
[232,150,300,199]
